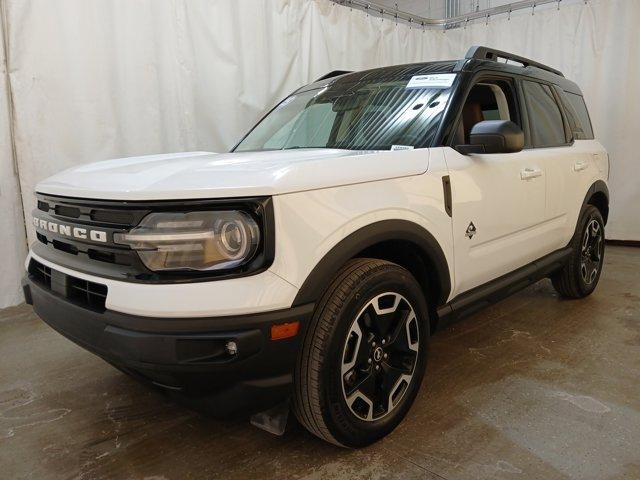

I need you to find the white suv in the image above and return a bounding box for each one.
[23,46,609,447]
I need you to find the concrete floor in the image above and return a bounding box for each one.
[1,245,639,480]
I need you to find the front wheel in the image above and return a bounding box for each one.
[551,205,605,298]
[293,259,429,447]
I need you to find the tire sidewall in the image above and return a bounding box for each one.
[320,265,429,447]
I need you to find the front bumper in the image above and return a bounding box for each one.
[23,275,313,415]
[27,249,300,318]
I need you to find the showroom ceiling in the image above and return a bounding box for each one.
[372,1,517,19]
[332,0,580,27]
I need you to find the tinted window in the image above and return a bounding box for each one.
[523,81,566,147]
[562,92,594,140]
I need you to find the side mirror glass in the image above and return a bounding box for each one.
[457,120,524,154]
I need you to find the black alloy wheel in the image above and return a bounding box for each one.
[552,205,605,298]
[580,218,604,285]
[341,292,419,422]
[293,258,429,448]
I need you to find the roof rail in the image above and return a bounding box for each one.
[465,46,564,77]
[315,70,352,82]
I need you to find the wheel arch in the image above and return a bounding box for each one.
[292,220,451,320]
[583,180,609,224]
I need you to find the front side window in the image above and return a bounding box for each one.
[234,78,454,152]
[453,79,520,145]
[523,81,566,147]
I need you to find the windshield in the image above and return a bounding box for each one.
[234,77,454,152]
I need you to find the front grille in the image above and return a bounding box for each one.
[32,194,150,280]
[36,233,132,266]
[32,193,274,283]
[37,197,149,226]
[29,259,108,312]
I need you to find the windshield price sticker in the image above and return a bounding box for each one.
[391,145,414,151]
[406,73,456,89]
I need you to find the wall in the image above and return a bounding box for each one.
[0,0,637,308]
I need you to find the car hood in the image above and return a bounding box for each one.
[35,148,429,200]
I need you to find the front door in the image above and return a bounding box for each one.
[444,77,547,298]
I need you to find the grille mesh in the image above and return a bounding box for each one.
[29,259,108,312]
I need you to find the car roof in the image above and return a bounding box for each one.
[302,46,582,96]
[299,61,458,92]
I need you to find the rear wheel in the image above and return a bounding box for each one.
[293,259,429,447]
[551,205,605,298]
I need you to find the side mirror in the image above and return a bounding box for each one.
[457,120,524,154]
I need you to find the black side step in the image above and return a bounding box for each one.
[437,247,571,328]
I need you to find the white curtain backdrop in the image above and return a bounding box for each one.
[0,0,638,308]
[0,11,27,309]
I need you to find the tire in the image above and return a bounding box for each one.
[551,205,605,299]
[292,258,429,447]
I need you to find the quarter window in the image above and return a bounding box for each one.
[561,92,594,140]
[522,81,566,147]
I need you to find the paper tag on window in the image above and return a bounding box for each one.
[391,145,414,151]
[406,73,456,89]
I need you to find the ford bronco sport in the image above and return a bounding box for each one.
[23,46,609,447]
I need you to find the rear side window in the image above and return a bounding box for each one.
[561,92,594,140]
[522,81,566,147]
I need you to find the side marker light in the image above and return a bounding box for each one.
[271,321,300,341]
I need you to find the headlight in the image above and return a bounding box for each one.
[114,210,260,272]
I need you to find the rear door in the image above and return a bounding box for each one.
[444,76,547,297]
[519,80,601,252]
[552,89,606,244]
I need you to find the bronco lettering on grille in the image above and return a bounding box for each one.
[33,217,108,243]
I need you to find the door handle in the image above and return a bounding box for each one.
[520,167,542,180]
[574,160,589,172]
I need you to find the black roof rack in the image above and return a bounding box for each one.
[465,46,564,77]
[315,70,352,82]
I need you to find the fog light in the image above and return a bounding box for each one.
[226,340,238,356]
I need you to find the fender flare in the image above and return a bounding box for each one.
[582,180,609,223]
[292,220,451,307]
